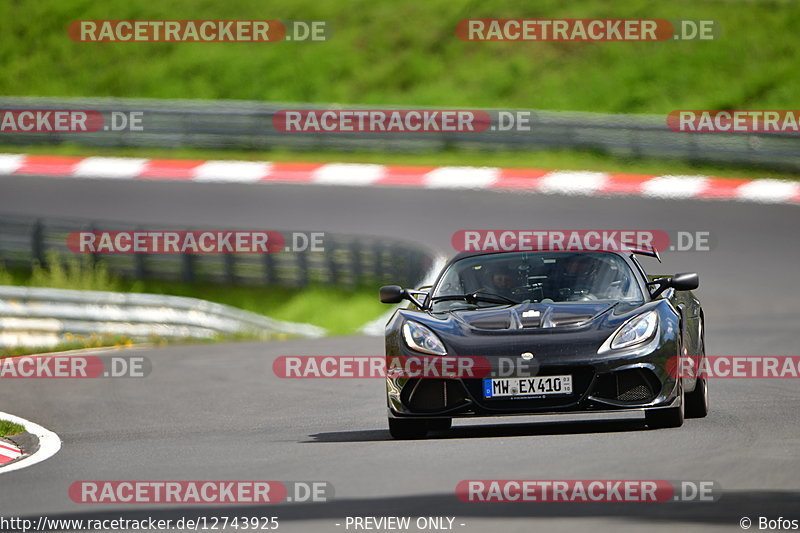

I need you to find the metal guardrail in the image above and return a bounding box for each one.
[1,96,799,171]
[0,285,325,349]
[0,215,436,347]
[0,216,434,290]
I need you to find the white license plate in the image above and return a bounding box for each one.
[483,375,573,398]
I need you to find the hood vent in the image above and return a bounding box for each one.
[468,315,512,330]
[551,315,593,327]
[456,303,613,331]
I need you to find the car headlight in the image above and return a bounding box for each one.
[605,310,659,351]
[402,321,447,355]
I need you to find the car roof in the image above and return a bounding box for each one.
[448,249,627,263]
[448,247,659,265]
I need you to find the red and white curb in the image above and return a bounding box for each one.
[0,411,61,474]
[1,153,798,205]
[0,439,22,464]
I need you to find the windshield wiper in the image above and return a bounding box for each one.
[431,291,520,306]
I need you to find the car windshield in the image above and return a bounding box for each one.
[431,252,644,309]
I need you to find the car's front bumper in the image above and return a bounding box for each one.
[386,336,681,419]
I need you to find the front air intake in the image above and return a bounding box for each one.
[401,379,468,412]
[592,368,661,403]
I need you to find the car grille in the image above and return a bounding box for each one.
[617,384,653,401]
[592,368,660,403]
[401,378,468,412]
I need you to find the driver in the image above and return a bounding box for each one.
[482,263,519,298]
[560,255,600,299]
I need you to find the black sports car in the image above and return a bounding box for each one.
[380,250,707,439]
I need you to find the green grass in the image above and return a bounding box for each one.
[130,283,386,336]
[3,2,799,181]
[0,420,25,437]
[0,256,387,336]
[2,143,798,181]
[0,337,135,358]
[1,1,799,114]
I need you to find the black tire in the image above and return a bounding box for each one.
[685,376,709,418]
[427,418,452,431]
[645,383,684,429]
[388,418,428,439]
[685,336,709,418]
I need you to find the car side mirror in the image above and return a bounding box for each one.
[380,285,406,304]
[649,272,699,298]
[670,272,699,291]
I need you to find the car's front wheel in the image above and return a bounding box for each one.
[685,338,709,418]
[685,376,708,418]
[645,383,684,429]
[388,418,428,439]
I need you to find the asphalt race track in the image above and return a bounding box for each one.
[0,175,799,532]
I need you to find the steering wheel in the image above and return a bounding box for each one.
[509,283,544,299]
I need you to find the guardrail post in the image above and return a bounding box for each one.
[388,244,403,283]
[182,253,195,284]
[32,219,46,267]
[688,133,700,166]
[631,126,642,159]
[88,222,99,268]
[325,236,339,285]
[262,252,276,285]
[374,241,386,283]
[402,248,417,287]
[350,241,362,288]
[131,225,146,279]
[134,252,147,279]
[224,252,236,284]
[296,250,309,287]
